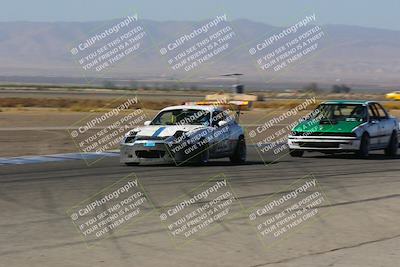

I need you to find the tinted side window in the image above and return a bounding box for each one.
[212,111,223,126]
[368,105,378,120]
[373,104,388,119]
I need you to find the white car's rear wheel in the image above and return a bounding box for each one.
[230,136,246,164]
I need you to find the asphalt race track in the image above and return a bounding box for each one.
[1,147,399,267]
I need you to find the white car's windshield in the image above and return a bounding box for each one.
[151,109,211,125]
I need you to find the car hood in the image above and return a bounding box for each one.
[293,119,364,133]
[131,125,204,138]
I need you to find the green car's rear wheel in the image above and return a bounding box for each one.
[384,131,398,157]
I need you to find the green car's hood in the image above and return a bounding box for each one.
[293,119,364,133]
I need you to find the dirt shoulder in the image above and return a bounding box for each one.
[1,106,399,158]
[0,108,271,157]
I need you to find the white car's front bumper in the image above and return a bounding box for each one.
[120,141,175,164]
[288,135,360,151]
[120,139,207,164]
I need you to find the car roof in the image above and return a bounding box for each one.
[322,100,376,105]
[160,105,219,112]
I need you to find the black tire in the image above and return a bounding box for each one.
[357,133,370,158]
[199,144,210,164]
[289,150,304,157]
[193,140,209,165]
[230,136,246,164]
[384,131,398,157]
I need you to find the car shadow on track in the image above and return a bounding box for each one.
[125,160,266,168]
[308,153,400,160]
[199,160,267,167]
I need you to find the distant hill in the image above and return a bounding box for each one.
[0,19,399,86]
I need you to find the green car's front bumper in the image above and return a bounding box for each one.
[288,134,360,151]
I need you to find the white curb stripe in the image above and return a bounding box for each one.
[0,152,119,165]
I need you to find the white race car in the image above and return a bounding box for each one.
[120,105,246,165]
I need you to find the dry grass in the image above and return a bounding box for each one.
[2,97,400,111]
[254,100,400,110]
[383,102,400,110]
[253,100,320,110]
[0,97,182,111]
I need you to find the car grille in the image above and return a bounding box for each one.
[292,132,356,137]
[296,142,340,148]
[135,136,168,141]
[135,150,166,158]
[124,135,169,143]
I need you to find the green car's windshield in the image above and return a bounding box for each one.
[313,104,367,122]
[151,109,211,125]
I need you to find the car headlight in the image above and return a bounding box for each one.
[123,130,139,143]
[173,130,186,139]
[124,136,137,143]
[125,129,139,137]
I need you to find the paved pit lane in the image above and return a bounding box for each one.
[0,147,399,267]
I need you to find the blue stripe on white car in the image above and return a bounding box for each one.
[152,127,166,137]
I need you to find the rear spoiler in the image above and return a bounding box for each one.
[185,100,251,123]
[185,100,252,111]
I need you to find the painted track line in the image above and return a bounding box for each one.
[0,152,119,165]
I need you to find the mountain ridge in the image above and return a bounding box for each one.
[0,18,399,85]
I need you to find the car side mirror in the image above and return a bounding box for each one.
[144,121,151,126]
[218,120,227,127]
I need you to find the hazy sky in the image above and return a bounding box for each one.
[1,0,400,30]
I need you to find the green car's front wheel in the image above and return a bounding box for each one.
[357,133,370,158]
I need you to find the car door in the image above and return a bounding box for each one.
[210,110,231,156]
[373,103,392,145]
[366,104,381,149]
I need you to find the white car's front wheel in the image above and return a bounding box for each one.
[289,150,304,157]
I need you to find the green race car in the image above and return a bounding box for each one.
[288,100,399,158]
